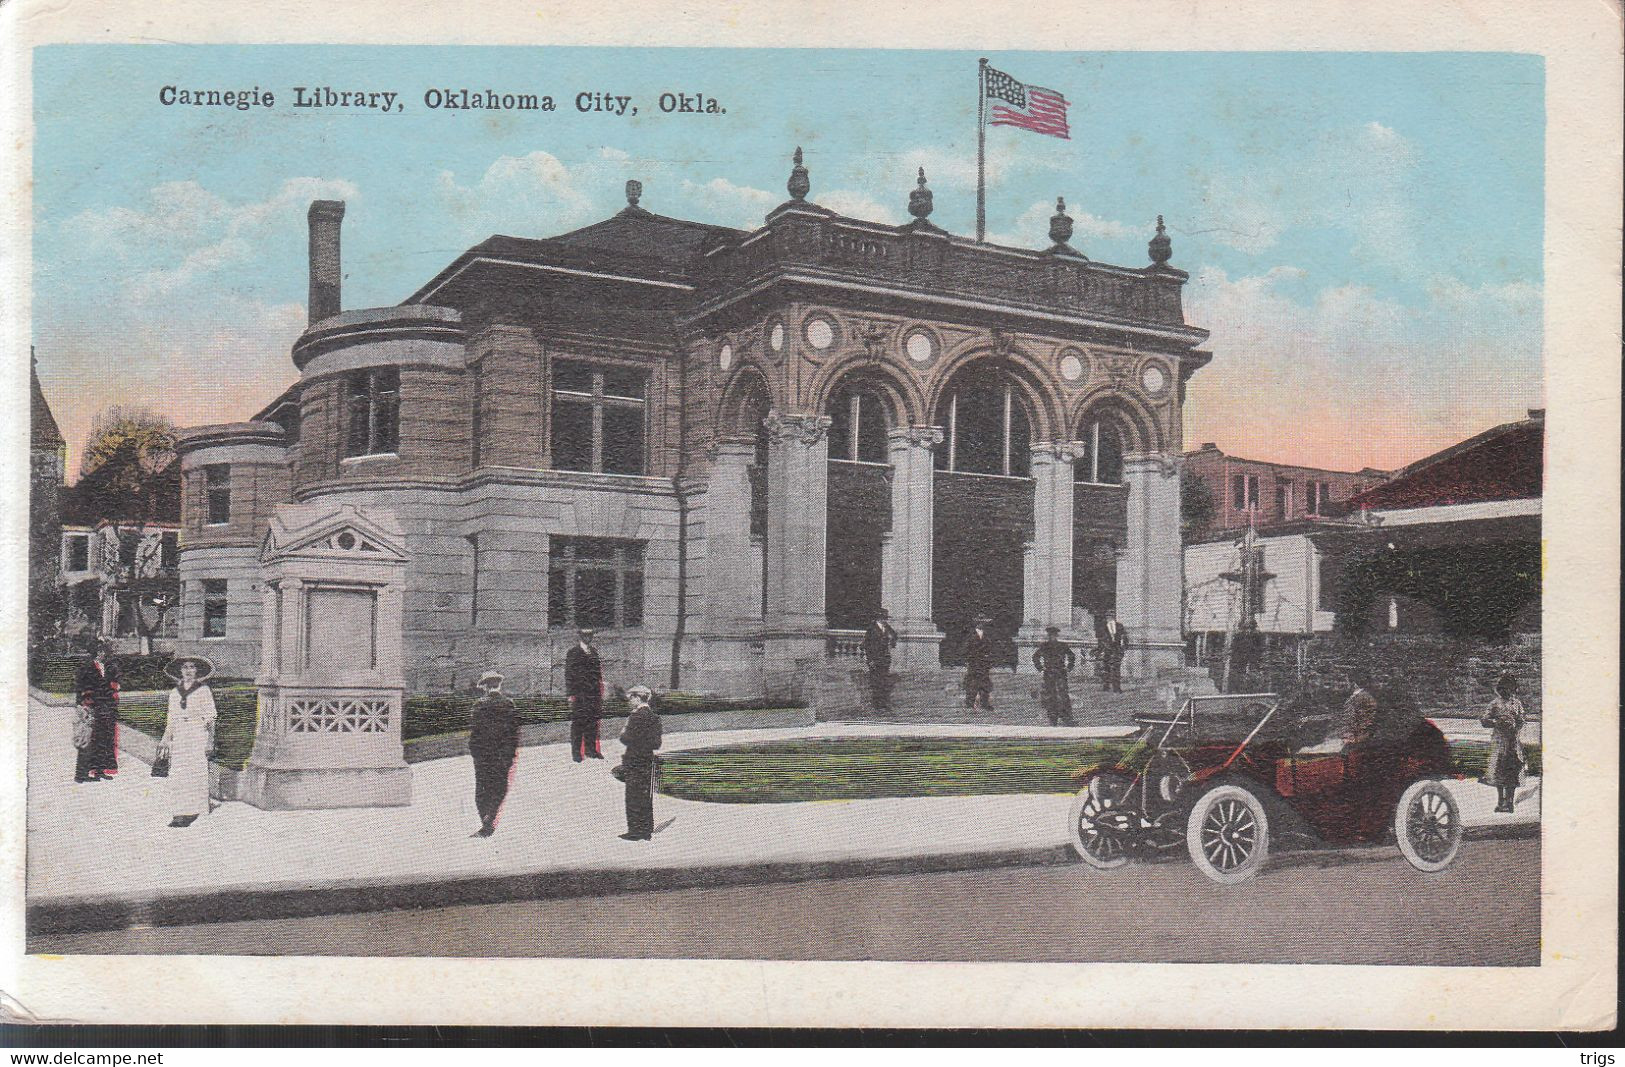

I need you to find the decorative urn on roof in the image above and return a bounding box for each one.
[908,168,934,221]
[787,146,810,201]
[1049,197,1074,248]
[1149,214,1173,266]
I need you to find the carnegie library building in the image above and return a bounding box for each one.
[174,151,1211,699]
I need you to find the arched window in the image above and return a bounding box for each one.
[826,383,890,464]
[936,367,1031,477]
[1076,418,1125,485]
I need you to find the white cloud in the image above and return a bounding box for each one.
[678,177,777,229]
[1183,265,1542,470]
[819,189,901,226]
[988,199,1143,251]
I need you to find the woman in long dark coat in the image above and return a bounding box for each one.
[73,643,120,782]
[1480,671,1527,813]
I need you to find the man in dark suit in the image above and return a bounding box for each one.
[1032,625,1077,726]
[468,669,519,837]
[963,616,995,710]
[564,628,604,762]
[616,684,663,841]
[73,642,120,782]
[861,609,899,712]
[1099,612,1129,693]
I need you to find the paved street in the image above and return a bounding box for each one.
[35,836,1539,965]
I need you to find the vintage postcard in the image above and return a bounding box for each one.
[0,0,1617,1033]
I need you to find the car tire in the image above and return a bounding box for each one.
[1186,783,1271,884]
[1068,771,1133,870]
[1394,778,1463,873]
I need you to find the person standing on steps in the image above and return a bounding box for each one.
[159,655,217,828]
[963,616,995,711]
[1480,671,1528,813]
[468,669,520,837]
[616,684,663,841]
[1099,611,1129,694]
[73,641,120,782]
[1032,625,1077,727]
[565,628,605,762]
[861,609,899,713]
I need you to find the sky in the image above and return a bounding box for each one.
[31,46,1544,476]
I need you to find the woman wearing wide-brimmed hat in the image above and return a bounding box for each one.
[1480,671,1527,813]
[159,655,218,827]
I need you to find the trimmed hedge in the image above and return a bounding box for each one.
[35,654,249,695]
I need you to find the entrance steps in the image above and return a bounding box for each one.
[805,662,1172,728]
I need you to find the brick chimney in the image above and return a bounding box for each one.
[307,200,345,325]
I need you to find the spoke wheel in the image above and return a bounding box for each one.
[1186,783,1271,884]
[1394,779,1463,872]
[1068,771,1135,870]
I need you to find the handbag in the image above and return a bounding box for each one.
[72,706,92,751]
[151,743,170,778]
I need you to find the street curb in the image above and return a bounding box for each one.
[26,844,1078,939]
[25,822,1540,940]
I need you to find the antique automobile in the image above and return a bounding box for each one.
[1067,693,1464,884]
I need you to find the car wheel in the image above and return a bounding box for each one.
[1186,783,1271,884]
[1394,778,1462,872]
[1068,770,1134,870]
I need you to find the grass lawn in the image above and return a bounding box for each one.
[657,737,1544,804]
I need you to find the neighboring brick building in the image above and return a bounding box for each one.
[175,154,1213,697]
[1183,443,1388,536]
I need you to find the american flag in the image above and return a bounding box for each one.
[984,65,1070,139]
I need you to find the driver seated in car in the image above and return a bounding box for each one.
[1298,670,1380,754]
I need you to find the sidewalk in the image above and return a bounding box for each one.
[25,695,1540,937]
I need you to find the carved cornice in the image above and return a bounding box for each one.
[763,409,833,445]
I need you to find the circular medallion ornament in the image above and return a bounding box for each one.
[1059,350,1086,383]
[718,343,733,372]
[769,323,785,353]
[805,317,835,350]
[1141,363,1168,395]
[905,330,934,363]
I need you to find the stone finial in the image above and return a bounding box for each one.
[625,179,643,208]
[1049,197,1074,247]
[1149,214,1172,265]
[908,167,934,220]
[787,146,810,201]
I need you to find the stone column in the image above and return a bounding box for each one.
[882,426,944,669]
[1118,452,1186,679]
[1018,441,1081,667]
[699,438,762,637]
[762,410,831,671]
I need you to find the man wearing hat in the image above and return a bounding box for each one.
[861,609,899,713]
[1099,611,1129,693]
[468,669,520,837]
[963,616,996,710]
[616,684,663,841]
[1032,625,1077,727]
[565,628,605,762]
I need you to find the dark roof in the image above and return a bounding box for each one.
[31,360,65,450]
[406,207,746,303]
[1348,415,1543,510]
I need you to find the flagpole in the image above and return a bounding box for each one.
[976,57,987,242]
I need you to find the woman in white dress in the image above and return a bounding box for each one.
[160,655,217,828]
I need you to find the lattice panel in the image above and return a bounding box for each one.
[286,697,392,734]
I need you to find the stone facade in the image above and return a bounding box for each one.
[175,157,1211,697]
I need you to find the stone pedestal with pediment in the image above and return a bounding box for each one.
[240,502,412,810]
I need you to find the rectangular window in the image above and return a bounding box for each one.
[469,362,483,469]
[547,537,645,629]
[1308,481,1331,515]
[549,360,648,475]
[1276,480,1293,520]
[1231,473,1258,510]
[160,531,179,570]
[467,534,480,628]
[64,533,90,572]
[344,367,400,458]
[202,578,228,638]
[204,464,231,525]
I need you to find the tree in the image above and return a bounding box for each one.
[1181,469,1216,537]
[77,408,181,654]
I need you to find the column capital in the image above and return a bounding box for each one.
[1030,439,1083,465]
[763,409,833,445]
[1123,451,1181,478]
[707,435,759,462]
[887,424,945,450]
